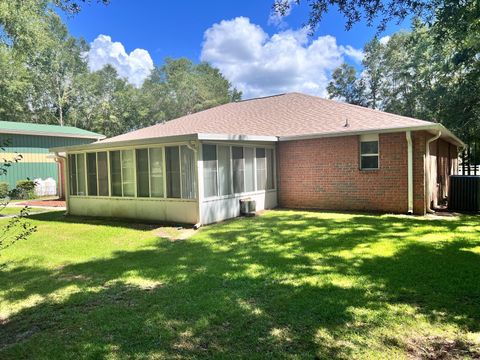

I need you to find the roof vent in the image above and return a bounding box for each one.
[344,118,350,128]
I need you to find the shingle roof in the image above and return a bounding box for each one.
[101,93,436,144]
[0,120,105,139]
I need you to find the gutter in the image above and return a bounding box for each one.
[425,131,442,214]
[406,131,414,214]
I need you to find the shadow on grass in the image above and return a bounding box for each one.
[0,210,479,358]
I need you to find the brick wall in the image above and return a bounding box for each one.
[277,131,428,215]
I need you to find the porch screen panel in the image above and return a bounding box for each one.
[121,150,135,197]
[87,153,97,196]
[256,148,266,190]
[68,154,77,195]
[97,152,109,196]
[203,144,217,198]
[232,146,244,193]
[136,149,149,197]
[166,146,181,198]
[266,148,274,190]
[110,151,122,196]
[181,146,196,199]
[217,145,232,196]
[244,147,255,192]
[76,153,86,196]
[149,148,164,198]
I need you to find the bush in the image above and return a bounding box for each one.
[0,182,9,198]
[14,179,37,199]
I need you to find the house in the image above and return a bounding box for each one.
[0,121,105,197]
[51,93,464,225]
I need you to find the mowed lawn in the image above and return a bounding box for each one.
[0,210,479,359]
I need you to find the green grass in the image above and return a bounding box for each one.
[0,207,50,216]
[0,210,479,359]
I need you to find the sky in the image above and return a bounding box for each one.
[62,0,409,99]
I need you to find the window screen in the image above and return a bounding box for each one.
[256,148,266,190]
[181,146,196,199]
[68,154,77,196]
[97,152,109,196]
[232,146,244,193]
[136,149,149,197]
[166,146,181,198]
[149,148,164,197]
[87,153,97,196]
[244,147,255,192]
[110,151,122,196]
[121,150,135,196]
[218,145,232,196]
[266,148,274,190]
[76,153,86,196]
[203,144,218,198]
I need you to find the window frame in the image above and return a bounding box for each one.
[66,143,197,201]
[359,134,380,170]
[201,142,277,200]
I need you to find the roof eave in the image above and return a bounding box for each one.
[279,124,466,147]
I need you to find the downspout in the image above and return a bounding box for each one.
[54,152,69,215]
[406,131,414,214]
[425,131,441,214]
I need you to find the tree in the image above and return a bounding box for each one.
[327,63,366,106]
[361,38,385,109]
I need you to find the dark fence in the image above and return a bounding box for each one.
[449,175,480,212]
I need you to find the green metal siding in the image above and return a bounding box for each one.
[0,133,96,190]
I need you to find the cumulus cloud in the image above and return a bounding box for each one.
[87,35,154,87]
[379,35,391,45]
[201,17,363,98]
[341,45,364,62]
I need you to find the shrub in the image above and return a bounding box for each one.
[0,182,9,198]
[15,179,37,199]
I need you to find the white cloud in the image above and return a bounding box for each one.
[201,17,363,99]
[87,35,154,87]
[379,35,391,45]
[342,45,364,62]
[268,0,296,27]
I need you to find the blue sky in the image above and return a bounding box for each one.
[62,0,410,98]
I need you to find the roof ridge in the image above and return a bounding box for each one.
[236,93,287,103]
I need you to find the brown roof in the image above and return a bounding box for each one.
[102,92,436,144]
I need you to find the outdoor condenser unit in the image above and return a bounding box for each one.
[240,198,256,216]
[449,175,480,212]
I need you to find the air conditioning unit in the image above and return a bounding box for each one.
[240,198,256,216]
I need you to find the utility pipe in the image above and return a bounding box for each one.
[406,131,414,214]
[425,131,442,214]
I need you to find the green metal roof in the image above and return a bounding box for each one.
[0,120,105,139]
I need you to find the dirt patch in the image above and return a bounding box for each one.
[407,335,480,359]
[153,226,196,241]
[16,200,66,207]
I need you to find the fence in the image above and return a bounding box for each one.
[458,165,480,176]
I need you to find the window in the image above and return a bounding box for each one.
[165,146,181,198]
[203,144,217,198]
[256,148,266,190]
[181,146,196,199]
[149,148,164,197]
[244,147,255,192]
[136,149,149,197]
[121,150,135,196]
[360,135,379,170]
[87,153,97,196]
[76,153,86,195]
[218,145,232,196]
[110,151,122,196]
[232,146,244,193]
[97,152,109,196]
[68,154,77,196]
[266,148,275,189]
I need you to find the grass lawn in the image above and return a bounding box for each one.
[0,210,479,359]
[0,207,49,216]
